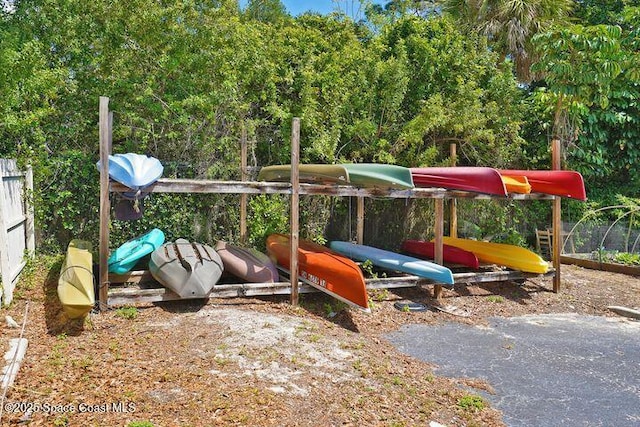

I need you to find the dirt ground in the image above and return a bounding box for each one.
[1,259,639,427]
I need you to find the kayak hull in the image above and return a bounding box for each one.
[410,167,507,196]
[266,234,369,311]
[329,241,454,285]
[58,240,95,319]
[97,153,163,193]
[258,164,349,185]
[258,163,414,190]
[400,239,480,269]
[150,239,224,298]
[342,164,414,190]
[499,170,586,200]
[442,237,549,274]
[215,241,279,283]
[108,228,165,274]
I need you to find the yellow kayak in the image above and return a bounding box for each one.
[258,164,349,185]
[501,175,532,194]
[58,240,95,319]
[442,237,549,274]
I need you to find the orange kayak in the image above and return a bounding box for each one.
[501,175,531,194]
[266,234,369,311]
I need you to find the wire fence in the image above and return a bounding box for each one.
[563,220,640,256]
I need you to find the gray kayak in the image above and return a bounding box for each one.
[150,239,223,298]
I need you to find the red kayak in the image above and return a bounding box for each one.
[410,167,508,196]
[266,234,369,311]
[499,170,586,201]
[400,239,480,269]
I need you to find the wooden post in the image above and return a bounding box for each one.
[449,143,458,238]
[25,165,35,255]
[98,97,111,310]
[552,138,561,292]
[433,197,444,299]
[290,118,300,305]
[356,197,364,244]
[240,125,248,244]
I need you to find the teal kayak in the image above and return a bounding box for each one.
[342,164,414,190]
[108,228,166,274]
[329,241,454,284]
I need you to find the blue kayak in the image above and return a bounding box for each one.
[97,153,163,195]
[108,228,166,274]
[329,241,454,285]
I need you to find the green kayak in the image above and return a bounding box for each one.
[342,163,414,190]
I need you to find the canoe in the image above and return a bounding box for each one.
[149,239,224,298]
[97,153,163,196]
[215,241,279,283]
[342,164,414,190]
[266,234,369,311]
[258,164,349,185]
[329,241,454,284]
[499,170,587,201]
[410,167,508,196]
[501,175,532,194]
[58,240,95,319]
[441,237,549,274]
[400,239,480,269]
[257,163,414,189]
[108,228,165,274]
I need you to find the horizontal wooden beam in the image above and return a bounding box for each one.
[110,180,291,195]
[107,269,551,307]
[110,179,556,200]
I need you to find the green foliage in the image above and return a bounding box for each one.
[35,150,100,253]
[532,24,626,109]
[382,16,525,166]
[613,252,640,266]
[443,0,574,82]
[360,259,378,278]
[0,21,64,157]
[247,195,288,248]
[243,0,290,24]
[2,0,623,254]
[126,422,155,427]
[457,394,486,412]
[456,200,528,245]
[528,8,640,201]
[115,306,139,320]
[574,0,635,26]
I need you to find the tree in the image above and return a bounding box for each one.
[243,0,289,23]
[0,8,64,157]
[442,0,573,82]
[573,0,636,26]
[531,22,637,197]
[559,7,640,196]
[380,16,525,166]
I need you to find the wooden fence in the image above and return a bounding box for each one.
[0,159,35,306]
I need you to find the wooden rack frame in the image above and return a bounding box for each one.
[98,96,559,310]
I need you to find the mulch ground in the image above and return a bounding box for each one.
[1,258,639,427]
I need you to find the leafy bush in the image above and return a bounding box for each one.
[613,252,640,266]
